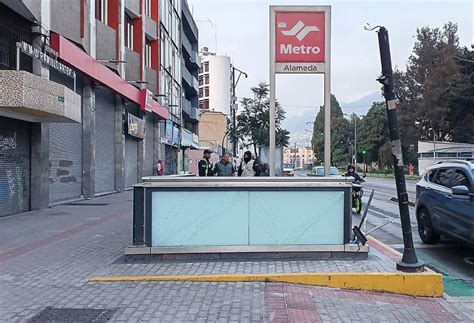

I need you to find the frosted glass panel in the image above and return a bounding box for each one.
[152,191,249,246]
[249,191,344,245]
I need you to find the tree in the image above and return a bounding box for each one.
[393,22,472,164]
[311,94,351,166]
[235,82,290,157]
[358,102,390,166]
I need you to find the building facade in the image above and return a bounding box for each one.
[0,0,199,217]
[198,48,233,115]
[283,147,315,169]
[180,0,200,172]
[418,141,474,175]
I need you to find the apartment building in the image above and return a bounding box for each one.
[0,0,199,216]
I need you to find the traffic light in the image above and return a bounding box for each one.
[362,150,366,155]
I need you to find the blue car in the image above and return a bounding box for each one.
[415,160,474,246]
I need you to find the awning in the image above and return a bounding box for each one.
[50,33,168,119]
[181,128,199,149]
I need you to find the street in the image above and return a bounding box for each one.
[359,177,473,296]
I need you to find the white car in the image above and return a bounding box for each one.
[282,167,295,176]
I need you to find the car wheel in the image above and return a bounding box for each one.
[416,208,441,244]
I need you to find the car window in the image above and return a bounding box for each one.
[427,170,437,182]
[432,168,456,188]
[451,169,470,188]
[316,168,324,176]
[331,168,339,175]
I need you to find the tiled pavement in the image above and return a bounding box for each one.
[0,191,472,322]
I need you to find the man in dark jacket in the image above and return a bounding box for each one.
[344,164,365,183]
[198,149,213,176]
[213,153,235,176]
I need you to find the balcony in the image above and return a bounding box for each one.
[145,67,157,94]
[181,30,192,57]
[96,20,117,71]
[190,106,200,122]
[181,62,198,94]
[144,15,157,40]
[181,0,198,42]
[0,70,81,123]
[182,97,192,117]
[125,47,140,82]
[125,0,140,18]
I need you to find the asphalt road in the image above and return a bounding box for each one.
[360,176,473,296]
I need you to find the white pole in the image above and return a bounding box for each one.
[323,8,331,176]
[354,116,357,169]
[269,7,276,176]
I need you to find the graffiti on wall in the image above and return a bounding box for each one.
[0,133,17,150]
[49,160,77,184]
[6,169,15,200]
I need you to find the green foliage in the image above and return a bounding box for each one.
[311,94,352,166]
[235,82,290,156]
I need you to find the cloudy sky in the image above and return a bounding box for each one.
[188,0,473,118]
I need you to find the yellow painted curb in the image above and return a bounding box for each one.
[90,272,443,297]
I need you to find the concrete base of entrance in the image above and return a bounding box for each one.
[124,244,369,262]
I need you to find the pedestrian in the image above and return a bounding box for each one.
[213,153,235,176]
[237,151,261,177]
[198,149,213,176]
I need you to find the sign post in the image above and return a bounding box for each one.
[269,6,331,176]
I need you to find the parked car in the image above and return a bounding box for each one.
[282,163,295,176]
[415,160,474,246]
[309,166,340,177]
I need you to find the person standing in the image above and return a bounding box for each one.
[198,149,213,176]
[238,151,261,177]
[214,153,235,176]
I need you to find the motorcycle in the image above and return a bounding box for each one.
[352,181,364,214]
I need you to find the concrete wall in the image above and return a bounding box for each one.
[198,111,228,151]
[125,47,141,82]
[50,0,81,45]
[96,21,117,71]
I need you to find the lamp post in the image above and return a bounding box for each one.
[428,127,436,162]
[231,66,248,157]
[343,113,358,168]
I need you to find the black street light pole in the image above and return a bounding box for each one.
[376,26,424,272]
[231,66,248,158]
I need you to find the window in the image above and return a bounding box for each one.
[452,169,470,187]
[205,74,209,85]
[201,99,209,110]
[144,0,151,16]
[199,87,203,98]
[199,75,203,86]
[432,168,456,188]
[125,14,134,50]
[144,40,152,68]
[204,62,209,72]
[204,86,209,97]
[427,170,437,182]
[96,0,108,24]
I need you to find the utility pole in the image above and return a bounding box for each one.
[354,115,357,169]
[231,66,248,158]
[376,26,424,272]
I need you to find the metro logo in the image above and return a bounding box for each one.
[275,12,325,63]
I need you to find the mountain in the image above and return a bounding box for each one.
[283,91,384,146]
[340,91,384,116]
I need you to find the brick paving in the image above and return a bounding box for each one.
[0,191,472,322]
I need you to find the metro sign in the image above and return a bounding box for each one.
[276,12,325,63]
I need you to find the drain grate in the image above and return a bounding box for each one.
[65,203,110,206]
[28,307,116,322]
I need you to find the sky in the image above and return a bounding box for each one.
[187,0,473,118]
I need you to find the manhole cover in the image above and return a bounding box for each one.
[464,257,474,265]
[28,307,116,322]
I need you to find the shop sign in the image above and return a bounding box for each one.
[128,114,145,139]
[16,41,76,78]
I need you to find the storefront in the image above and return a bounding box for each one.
[0,117,31,216]
[94,88,116,194]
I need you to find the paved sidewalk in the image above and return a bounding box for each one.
[0,191,472,322]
